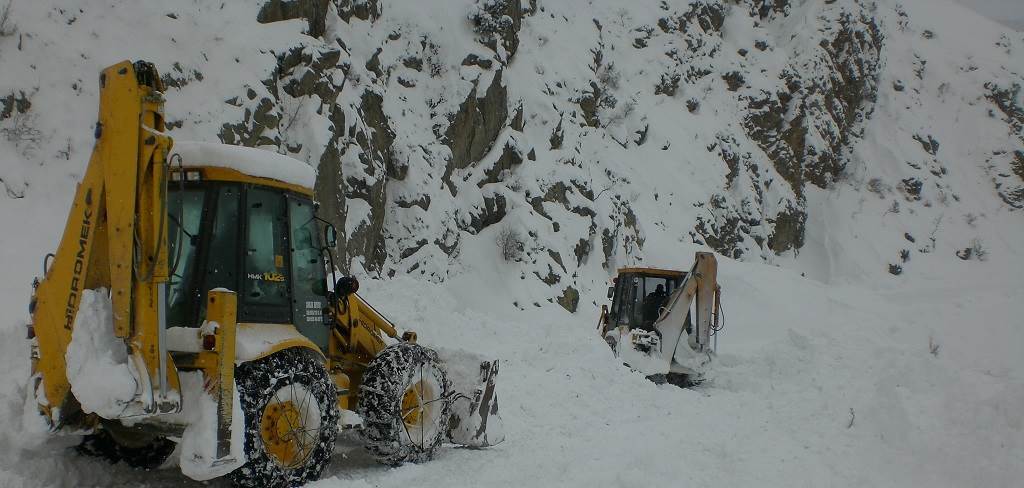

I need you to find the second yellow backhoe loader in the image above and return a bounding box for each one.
[26,60,503,487]
[598,252,723,387]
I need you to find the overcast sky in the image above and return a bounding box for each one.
[956,0,1024,26]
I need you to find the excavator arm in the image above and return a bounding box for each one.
[28,60,180,427]
[656,252,720,354]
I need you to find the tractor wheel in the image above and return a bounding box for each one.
[357,343,452,466]
[77,427,175,470]
[230,348,339,488]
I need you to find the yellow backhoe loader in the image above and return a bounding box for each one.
[26,60,503,487]
[598,252,723,387]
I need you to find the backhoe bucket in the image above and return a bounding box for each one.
[448,360,504,448]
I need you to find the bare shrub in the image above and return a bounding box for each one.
[971,238,989,261]
[956,238,988,261]
[1,112,43,158]
[927,216,941,249]
[867,177,888,198]
[964,213,978,227]
[604,97,636,126]
[0,0,15,38]
[496,224,524,262]
[883,200,900,216]
[596,61,620,91]
[469,0,514,46]
[895,4,909,31]
[56,137,71,160]
[1,178,24,198]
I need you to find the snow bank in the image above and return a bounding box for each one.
[235,323,316,361]
[175,371,245,481]
[64,289,138,418]
[171,141,317,189]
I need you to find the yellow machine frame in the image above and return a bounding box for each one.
[27,60,500,484]
[28,57,418,432]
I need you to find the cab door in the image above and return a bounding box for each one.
[286,196,328,350]
[240,186,292,324]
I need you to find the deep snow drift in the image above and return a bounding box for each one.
[0,0,1022,486]
[0,255,1021,487]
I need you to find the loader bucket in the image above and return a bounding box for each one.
[448,360,505,448]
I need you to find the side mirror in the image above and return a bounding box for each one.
[335,276,359,296]
[324,223,338,248]
[607,286,615,300]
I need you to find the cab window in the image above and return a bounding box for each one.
[166,188,205,327]
[241,187,291,322]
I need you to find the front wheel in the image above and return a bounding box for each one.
[230,348,339,488]
[357,343,452,466]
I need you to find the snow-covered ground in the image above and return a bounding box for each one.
[0,253,1020,487]
[0,0,1022,486]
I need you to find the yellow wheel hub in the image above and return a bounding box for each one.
[401,379,433,429]
[260,400,315,468]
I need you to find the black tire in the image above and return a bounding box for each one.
[229,348,339,488]
[357,343,452,466]
[604,332,618,350]
[646,372,702,388]
[77,428,175,470]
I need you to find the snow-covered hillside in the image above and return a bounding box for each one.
[0,0,1021,486]
[2,0,1022,300]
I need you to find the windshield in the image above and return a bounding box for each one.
[612,273,682,330]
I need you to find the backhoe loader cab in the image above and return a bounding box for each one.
[26,60,502,488]
[604,268,687,332]
[164,143,330,348]
[598,253,723,387]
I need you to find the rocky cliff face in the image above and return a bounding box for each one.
[214,0,888,308]
[212,0,888,305]
[1,0,1021,310]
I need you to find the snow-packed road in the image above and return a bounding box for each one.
[0,257,1020,488]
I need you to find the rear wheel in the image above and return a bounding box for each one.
[358,343,452,465]
[647,372,702,388]
[77,427,175,470]
[230,349,339,488]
